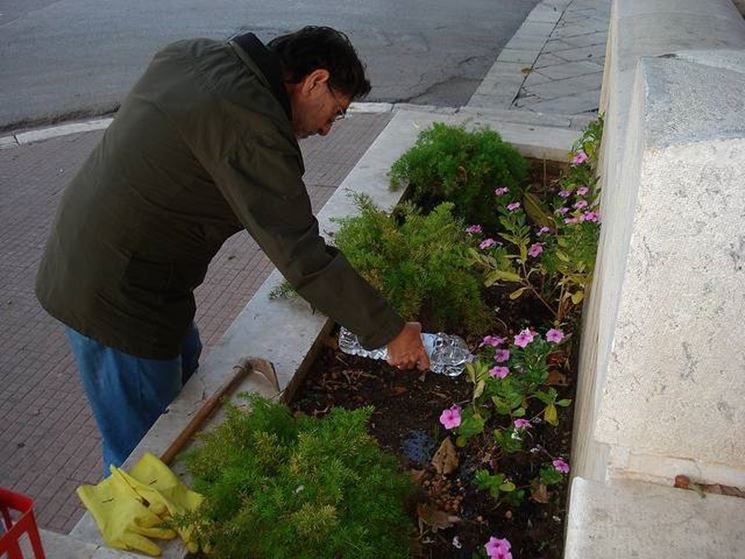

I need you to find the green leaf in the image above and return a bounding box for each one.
[523,192,555,229]
[473,379,486,400]
[544,404,559,426]
[556,250,570,262]
[556,399,572,407]
[458,414,486,438]
[485,269,522,286]
[512,407,526,418]
[571,291,584,304]
[519,244,527,263]
[499,481,516,492]
[465,362,477,384]
[509,287,529,300]
[491,396,512,415]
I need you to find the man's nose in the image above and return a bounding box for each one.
[319,123,332,136]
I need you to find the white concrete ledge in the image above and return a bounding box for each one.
[566,477,745,559]
[573,0,745,484]
[20,528,142,558]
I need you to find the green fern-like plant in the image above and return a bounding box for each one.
[389,123,528,232]
[332,193,491,334]
[174,394,414,559]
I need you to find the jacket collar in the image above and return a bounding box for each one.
[229,32,293,121]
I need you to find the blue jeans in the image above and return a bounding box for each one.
[66,324,202,476]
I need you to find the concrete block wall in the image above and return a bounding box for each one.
[573,0,745,484]
[567,0,745,556]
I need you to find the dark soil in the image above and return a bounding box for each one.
[290,332,575,559]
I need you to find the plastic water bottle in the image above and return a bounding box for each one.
[337,327,473,377]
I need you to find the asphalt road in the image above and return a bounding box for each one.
[0,0,539,130]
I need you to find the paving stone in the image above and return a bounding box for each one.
[523,71,603,99]
[534,52,570,68]
[543,38,582,53]
[468,92,518,109]
[514,21,557,37]
[521,88,601,114]
[552,23,608,38]
[504,35,549,52]
[535,60,604,80]
[521,69,555,88]
[560,30,608,48]
[555,44,607,62]
[484,61,533,76]
[497,48,541,64]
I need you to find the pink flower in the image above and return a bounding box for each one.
[439,405,462,430]
[546,328,565,343]
[564,217,580,225]
[494,186,509,196]
[576,185,589,196]
[489,366,510,379]
[528,243,544,257]
[582,211,599,222]
[556,207,569,215]
[513,419,532,430]
[506,202,521,212]
[553,458,570,474]
[480,238,497,250]
[537,226,550,235]
[466,224,482,235]
[558,190,571,198]
[514,328,536,348]
[494,349,511,362]
[485,536,512,559]
[572,151,589,165]
[574,199,588,210]
[480,335,505,348]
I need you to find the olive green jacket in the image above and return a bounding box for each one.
[36,34,404,359]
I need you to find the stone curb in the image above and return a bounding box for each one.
[0,104,589,151]
[70,108,578,555]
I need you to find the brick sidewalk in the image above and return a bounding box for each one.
[0,111,392,533]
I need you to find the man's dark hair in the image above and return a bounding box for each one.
[268,26,371,100]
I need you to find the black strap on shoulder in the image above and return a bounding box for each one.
[231,32,292,120]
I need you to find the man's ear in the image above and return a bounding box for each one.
[301,68,331,95]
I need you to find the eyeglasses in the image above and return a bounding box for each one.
[327,85,347,122]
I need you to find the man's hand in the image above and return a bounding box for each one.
[386,322,430,371]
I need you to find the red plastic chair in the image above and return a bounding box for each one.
[0,488,45,559]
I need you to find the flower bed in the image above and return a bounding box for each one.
[177,120,602,558]
[292,121,603,558]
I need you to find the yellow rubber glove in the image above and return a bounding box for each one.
[76,474,177,557]
[113,453,204,552]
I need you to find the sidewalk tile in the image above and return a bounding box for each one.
[522,88,602,114]
[523,71,604,100]
[554,44,606,62]
[559,30,608,48]
[534,53,571,68]
[497,48,542,64]
[535,60,604,80]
